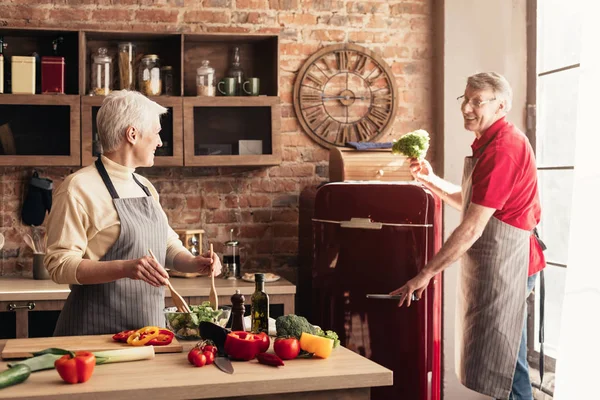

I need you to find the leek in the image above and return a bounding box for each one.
[93,346,155,365]
[8,354,61,372]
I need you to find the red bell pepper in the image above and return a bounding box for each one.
[54,351,96,384]
[147,329,174,346]
[256,353,285,367]
[112,330,136,343]
[224,331,262,361]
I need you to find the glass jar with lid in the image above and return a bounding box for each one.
[91,47,112,96]
[160,66,174,96]
[117,42,135,90]
[196,60,215,97]
[138,54,161,96]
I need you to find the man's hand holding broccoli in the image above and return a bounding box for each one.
[392,129,430,160]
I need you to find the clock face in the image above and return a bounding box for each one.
[293,43,398,149]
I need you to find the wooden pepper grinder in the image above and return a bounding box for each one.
[230,289,246,331]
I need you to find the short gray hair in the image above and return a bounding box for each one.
[96,90,167,153]
[467,72,513,113]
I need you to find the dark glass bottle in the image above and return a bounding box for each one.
[250,273,269,333]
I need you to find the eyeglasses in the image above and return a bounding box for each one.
[457,95,496,109]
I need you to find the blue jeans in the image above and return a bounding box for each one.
[508,273,538,400]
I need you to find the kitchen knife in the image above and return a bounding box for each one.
[213,353,234,374]
[366,293,419,301]
[199,321,234,374]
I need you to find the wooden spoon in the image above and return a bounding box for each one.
[148,249,191,313]
[23,234,38,253]
[208,243,218,310]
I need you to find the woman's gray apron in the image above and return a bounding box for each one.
[455,143,530,399]
[54,158,168,336]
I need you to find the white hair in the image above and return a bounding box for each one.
[96,90,167,153]
[467,72,513,113]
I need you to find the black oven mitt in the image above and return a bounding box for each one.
[21,170,53,226]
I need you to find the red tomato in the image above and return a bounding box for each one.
[203,345,218,354]
[256,332,270,353]
[188,348,207,367]
[203,350,215,365]
[274,337,300,360]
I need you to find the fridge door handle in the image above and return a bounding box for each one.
[340,218,383,230]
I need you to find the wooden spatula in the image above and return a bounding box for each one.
[148,249,191,313]
[208,243,218,310]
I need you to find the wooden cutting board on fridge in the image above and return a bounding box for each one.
[1,334,183,360]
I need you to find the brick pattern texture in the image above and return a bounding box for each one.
[0,0,433,281]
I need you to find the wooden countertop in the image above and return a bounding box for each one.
[0,339,392,400]
[0,277,295,302]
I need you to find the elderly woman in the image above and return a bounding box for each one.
[391,72,545,400]
[45,90,221,336]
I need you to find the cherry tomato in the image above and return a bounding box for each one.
[203,350,215,365]
[256,332,270,353]
[274,337,300,360]
[203,345,218,354]
[188,348,207,367]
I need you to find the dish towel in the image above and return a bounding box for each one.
[346,141,393,150]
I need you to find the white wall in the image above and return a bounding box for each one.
[442,1,527,399]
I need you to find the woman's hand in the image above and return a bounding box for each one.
[201,251,223,277]
[192,251,223,277]
[124,256,169,287]
[409,158,435,184]
[390,271,434,307]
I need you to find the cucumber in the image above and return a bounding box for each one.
[0,364,31,390]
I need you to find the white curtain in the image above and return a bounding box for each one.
[553,2,600,399]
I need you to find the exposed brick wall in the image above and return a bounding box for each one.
[0,0,434,282]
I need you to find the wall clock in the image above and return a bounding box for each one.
[293,43,398,149]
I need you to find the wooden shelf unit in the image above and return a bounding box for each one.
[81,95,184,167]
[183,96,281,166]
[0,94,80,166]
[0,28,281,167]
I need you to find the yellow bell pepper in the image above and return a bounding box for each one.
[126,326,160,346]
[299,332,334,359]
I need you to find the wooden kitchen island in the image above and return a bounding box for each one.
[0,277,296,338]
[0,340,392,400]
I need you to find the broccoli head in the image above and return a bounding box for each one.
[275,314,316,340]
[392,129,430,159]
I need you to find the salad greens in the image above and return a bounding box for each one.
[165,302,222,339]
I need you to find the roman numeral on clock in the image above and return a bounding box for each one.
[356,120,373,141]
[366,107,390,129]
[351,54,368,74]
[306,72,325,88]
[336,51,350,71]
[335,124,354,145]
[301,92,323,104]
[372,92,393,107]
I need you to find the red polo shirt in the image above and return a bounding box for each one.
[470,117,546,276]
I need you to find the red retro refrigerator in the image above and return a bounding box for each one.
[311,182,442,400]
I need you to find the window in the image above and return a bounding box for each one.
[527,0,582,393]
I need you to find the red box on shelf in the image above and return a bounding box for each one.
[41,56,65,94]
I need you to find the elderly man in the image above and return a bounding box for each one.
[391,72,545,400]
[45,90,221,336]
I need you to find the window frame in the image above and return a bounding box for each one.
[526,0,580,390]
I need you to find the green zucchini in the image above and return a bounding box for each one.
[0,364,31,390]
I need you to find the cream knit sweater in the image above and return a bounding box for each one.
[44,156,187,284]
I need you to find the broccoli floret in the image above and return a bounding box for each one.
[315,327,340,348]
[392,129,430,159]
[276,314,316,340]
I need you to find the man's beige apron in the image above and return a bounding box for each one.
[455,151,530,399]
